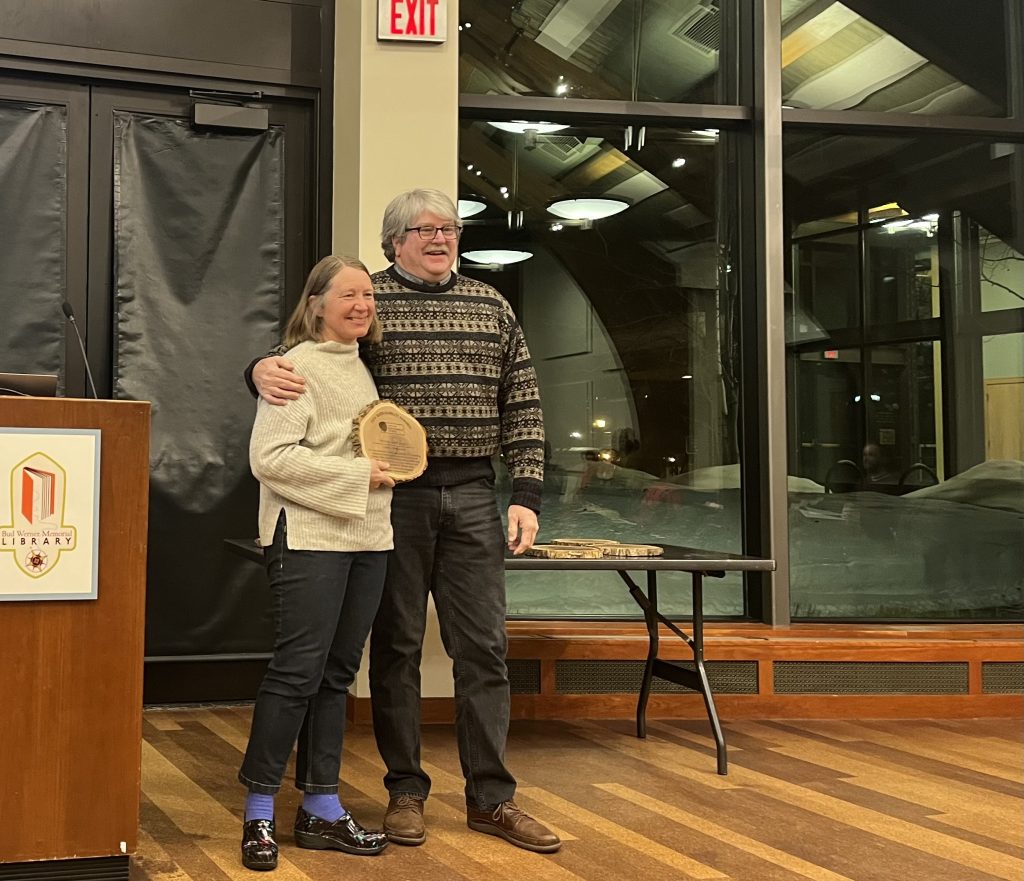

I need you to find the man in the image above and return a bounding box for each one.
[248,189,560,853]
[861,443,898,491]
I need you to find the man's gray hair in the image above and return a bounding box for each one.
[380,188,459,262]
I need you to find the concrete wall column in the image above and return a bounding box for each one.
[335,1,460,701]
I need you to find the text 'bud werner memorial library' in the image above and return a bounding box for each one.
[1,2,1022,880]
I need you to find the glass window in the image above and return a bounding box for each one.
[980,217,1024,313]
[458,120,744,618]
[459,0,737,105]
[781,0,1015,117]
[983,332,1024,460]
[864,215,939,324]
[789,347,863,489]
[785,130,1024,620]
[792,230,860,332]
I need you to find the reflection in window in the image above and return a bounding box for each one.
[781,0,1012,116]
[457,121,744,618]
[983,333,1024,462]
[459,0,733,104]
[785,130,1024,620]
[865,214,939,324]
[981,223,1024,313]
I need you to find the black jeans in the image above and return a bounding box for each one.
[369,478,516,809]
[239,515,387,794]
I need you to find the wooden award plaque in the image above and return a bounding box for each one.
[551,538,621,547]
[550,538,664,557]
[599,543,664,558]
[524,544,605,559]
[351,399,428,482]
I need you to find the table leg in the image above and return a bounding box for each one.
[636,570,658,739]
[692,572,728,774]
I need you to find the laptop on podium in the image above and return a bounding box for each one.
[0,373,59,397]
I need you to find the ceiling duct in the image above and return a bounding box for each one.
[535,135,586,162]
[672,0,721,57]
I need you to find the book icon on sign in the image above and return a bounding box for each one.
[22,466,57,524]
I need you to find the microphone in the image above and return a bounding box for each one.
[61,302,98,399]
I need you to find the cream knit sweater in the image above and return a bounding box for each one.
[249,339,393,552]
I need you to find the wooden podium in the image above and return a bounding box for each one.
[0,397,150,876]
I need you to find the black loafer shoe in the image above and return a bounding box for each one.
[294,806,388,856]
[241,818,278,871]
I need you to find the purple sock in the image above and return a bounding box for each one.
[244,792,275,822]
[303,792,344,822]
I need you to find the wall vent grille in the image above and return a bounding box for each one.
[556,659,757,694]
[982,661,1024,694]
[507,659,541,694]
[774,661,968,694]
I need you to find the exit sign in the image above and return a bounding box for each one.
[378,0,447,43]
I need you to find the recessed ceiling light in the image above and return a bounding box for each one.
[462,249,533,266]
[547,198,628,220]
[458,199,486,218]
[489,121,570,135]
[672,157,687,168]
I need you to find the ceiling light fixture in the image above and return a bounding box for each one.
[672,157,687,168]
[458,199,486,218]
[462,249,533,266]
[489,121,570,135]
[547,198,629,221]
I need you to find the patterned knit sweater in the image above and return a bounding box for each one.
[250,339,393,551]
[364,267,545,512]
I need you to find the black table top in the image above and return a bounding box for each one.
[504,544,775,573]
[225,538,774,573]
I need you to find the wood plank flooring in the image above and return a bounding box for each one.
[134,708,1024,881]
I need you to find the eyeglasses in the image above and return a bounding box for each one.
[405,224,463,240]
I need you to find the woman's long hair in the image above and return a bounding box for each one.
[282,255,382,348]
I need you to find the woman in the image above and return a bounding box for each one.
[239,255,394,871]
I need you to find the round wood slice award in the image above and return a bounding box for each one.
[551,538,622,547]
[599,543,664,558]
[551,538,664,557]
[351,399,428,482]
[524,544,605,559]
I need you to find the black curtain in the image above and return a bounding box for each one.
[112,112,284,656]
[0,101,67,384]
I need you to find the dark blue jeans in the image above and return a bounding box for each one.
[239,514,387,794]
[368,478,516,809]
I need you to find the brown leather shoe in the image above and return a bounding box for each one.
[467,800,561,853]
[383,794,426,846]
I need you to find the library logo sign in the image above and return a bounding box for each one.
[3,453,77,577]
[0,429,100,601]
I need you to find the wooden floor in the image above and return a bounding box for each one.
[135,707,1024,881]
